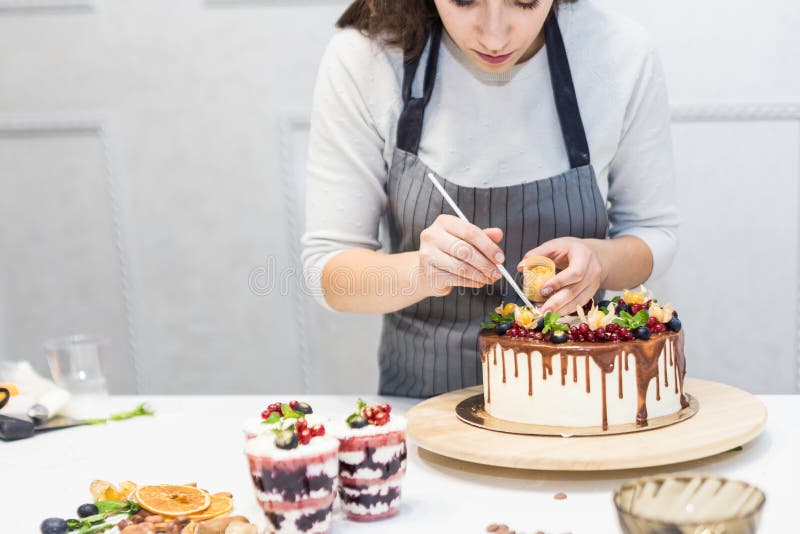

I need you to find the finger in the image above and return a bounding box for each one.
[543,284,596,316]
[429,266,487,289]
[517,238,571,271]
[483,227,504,244]
[538,265,586,299]
[432,231,500,280]
[440,216,506,265]
[428,248,496,285]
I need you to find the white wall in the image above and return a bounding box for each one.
[0,0,798,394]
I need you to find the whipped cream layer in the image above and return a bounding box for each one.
[480,330,687,429]
[242,413,328,439]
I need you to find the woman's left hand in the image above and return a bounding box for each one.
[517,237,606,316]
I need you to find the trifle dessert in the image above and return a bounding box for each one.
[480,286,686,430]
[245,401,338,533]
[332,399,407,521]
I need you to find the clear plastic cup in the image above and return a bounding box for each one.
[245,434,339,533]
[334,416,407,521]
[44,335,109,395]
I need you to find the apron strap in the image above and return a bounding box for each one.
[396,22,442,155]
[544,11,591,168]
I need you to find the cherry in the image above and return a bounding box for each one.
[543,332,552,342]
[609,333,620,342]
[373,411,389,426]
[364,407,375,419]
[299,428,312,445]
[618,327,630,338]
[261,410,271,420]
[575,334,585,342]
[296,418,307,432]
[596,326,606,336]
[653,323,665,333]
[605,323,618,333]
[646,317,660,329]
[526,329,538,338]
[381,404,391,414]
[585,332,596,342]
[578,323,590,335]
[289,400,299,409]
[570,326,579,336]
[533,332,544,340]
[630,304,643,314]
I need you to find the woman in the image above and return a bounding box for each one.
[302,0,678,397]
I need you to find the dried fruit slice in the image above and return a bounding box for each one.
[185,492,234,521]
[135,485,211,517]
[0,383,19,396]
[90,480,137,502]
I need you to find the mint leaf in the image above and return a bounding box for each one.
[280,403,303,419]
[632,310,649,328]
[261,411,281,425]
[481,321,496,329]
[95,500,126,514]
[489,311,503,322]
[357,398,367,411]
[541,312,567,334]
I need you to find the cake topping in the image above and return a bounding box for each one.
[521,255,556,303]
[258,400,325,449]
[483,287,678,344]
[346,398,392,428]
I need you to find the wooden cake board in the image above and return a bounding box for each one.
[406,378,767,471]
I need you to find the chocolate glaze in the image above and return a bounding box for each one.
[478,330,687,429]
[252,467,334,503]
[339,444,407,481]
[339,485,401,509]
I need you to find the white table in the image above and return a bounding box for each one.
[2,394,797,533]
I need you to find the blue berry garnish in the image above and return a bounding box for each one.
[550,330,568,344]
[77,503,98,518]
[598,300,611,309]
[347,415,369,429]
[495,322,512,335]
[533,318,545,332]
[274,430,299,450]
[616,301,630,314]
[667,317,682,332]
[40,518,68,534]
[634,326,651,340]
[294,402,313,415]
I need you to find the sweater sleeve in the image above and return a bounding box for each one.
[300,32,396,309]
[606,45,680,281]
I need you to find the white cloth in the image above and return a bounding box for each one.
[302,1,679,307]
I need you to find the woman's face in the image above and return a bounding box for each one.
[434,0,554,73]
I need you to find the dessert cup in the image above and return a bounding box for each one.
[245,434,339,534]
[333,416,407,521]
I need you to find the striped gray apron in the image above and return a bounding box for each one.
[379,12,609,397]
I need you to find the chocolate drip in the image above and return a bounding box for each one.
[339,486,401,508]
[624,352,629,371]
[486,347,491,403]
[560,355,568,386]
[252,467,334,503]
[295,504,333,532]
[617,353,623,399]
[674,333,689,408]
[601,369,608,430]
[527,353,533,396]
[589,353,616,431]
[631,335,667,426]
[501,352,507,383]
[542,354,553,381]
[664,341,669,389]
[585,356,591,393]
[572,355,578,383]
[514,352,519,378]
[339,444,407,481]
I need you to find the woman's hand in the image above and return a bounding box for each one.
[517,237,607,315]
[418,214,504,296]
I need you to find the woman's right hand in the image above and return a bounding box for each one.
[418,214,504,296]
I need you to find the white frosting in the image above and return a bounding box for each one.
[482,337,684,428]
[330,415,407,439]
[242,413,328,438]
[245,434,339,460]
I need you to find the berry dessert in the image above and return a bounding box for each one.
[243,400,326,440]
[479,287,687,430]
[244,402,338,534]
[331,399,407,521]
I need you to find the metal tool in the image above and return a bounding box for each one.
[426,172,539,313]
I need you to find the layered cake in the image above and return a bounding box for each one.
[479,287,686,430]
[245,401,338,534]
[332,400,407,521]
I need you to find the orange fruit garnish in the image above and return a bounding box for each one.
[135,485,211,517]
[90,480,137,502]
[0,383,19,396]
[185,492,233,521]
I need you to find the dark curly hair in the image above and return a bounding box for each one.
[337,0,575,59]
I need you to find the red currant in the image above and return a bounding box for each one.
[526,329,538,338]
[653,323,665,333]
[605,323,618,333]
[630,304,643,314]
[578,323,590,335]
[289,400,299,409]
[646,317,659,329]
[373,411,389,426]
[261,410,271,420]
[596,326,606,335]
[609,333,620,342]
[585,332,596,342]
[381,404,391,414]
[269,403,282,412]
[570,326,579,336]
[296,418,307,431]
[618,327,630,337]
[311,424,325,437]
[364,407,374,419]
[299,428,312,445]
[575,334,585,342]
[543,332,552,342]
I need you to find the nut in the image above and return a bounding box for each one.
[121,524,156,534]
[145,515,165,523]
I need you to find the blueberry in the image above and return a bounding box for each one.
[495,322,512,335]
[274,430,299,450]
[550,330,568,344]
[40,518,68,534]
[533,318,545,332]
[633,326,651,340]
[616,301,630,314]
[77,503,98,518]
[295,402,313,415]
[598,300,611,309]
[348,415,369,429]
[667,317,682,332]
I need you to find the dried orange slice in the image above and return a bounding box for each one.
[0,383,19,396]
[185,492,234,521]
[135,485,211,517]
[90,480,137,502]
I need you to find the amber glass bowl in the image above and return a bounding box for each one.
[614,475,766,534]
